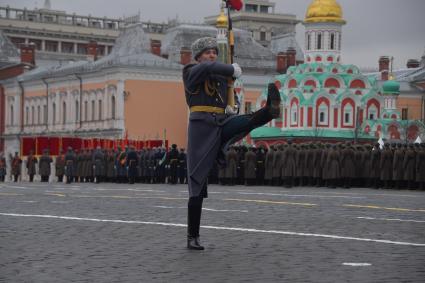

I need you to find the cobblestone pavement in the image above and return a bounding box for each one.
[0,181,424,282]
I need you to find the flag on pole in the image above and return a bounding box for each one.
[378,137,384,149]
[228,0,243,11]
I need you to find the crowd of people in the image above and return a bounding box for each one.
[0,141,424,190]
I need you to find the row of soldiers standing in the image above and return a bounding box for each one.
[210,142,425,190]
[0,145,187,184]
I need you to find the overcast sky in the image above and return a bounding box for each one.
[1,0,424,69]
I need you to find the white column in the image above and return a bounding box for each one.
[58,41,62,53]
[41,40,46,51]
[116,80,125,131]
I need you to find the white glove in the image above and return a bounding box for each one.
[225,105,237,115]
[232,63,242,78]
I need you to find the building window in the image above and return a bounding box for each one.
[343,104,353,125]
[26,107,29,125]
[45,41,58,52]
[245,4,258,12]
[43,105,47,124]
[260,31,266,41]
[291,104,298,125]
[10,105,14,126]
[111,96,116,119]
[98,100,102,120]
[368,105,378,120]
[318,102,328,125]
[78,44,87,55]
[91,100,95,121]
[338,33,342,50]
[84,101,88,121]
[31,106,35,125]
[75,101,80,122]
[307,34,311,50]
[62,42,74,53]
[402,108,408,120]
[52,103,56,125]
[330,33,335,50]
[37,106,41,124]
[29,39,42,51]
[317,33,322,50]
[63,102,67,124]
[244,102,252,114]
[260,6,269,13]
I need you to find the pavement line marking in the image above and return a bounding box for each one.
[44,193,66,197]
[342,263,372,267]
[1,212,424,247]
[17,200,38,203]
[343,204,425,213]
[202,208,248,213]
[235,192,365,199]
[0,192,23,196]
[224,198,317,206]
[356,217,425,223]
[1,185,28,189]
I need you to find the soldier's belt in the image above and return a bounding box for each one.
[190,106,225,114]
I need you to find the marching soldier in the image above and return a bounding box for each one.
[392,143,404,189]
[65,147,76,184]
[93,146,105,183]
[282,140,296,188]
[26,150,38,182]
[76,149,84,182]
[380,143,393,189]
[256,147,266,185]
[55,149,65,183]
[39,149,53,182]
[327,144,340,188]
[244,147,257,186]
[403,144,416,189]
[416,143,425,190]
[312,143,323,187]
[296,144,306,186]
[341,142,355,189]
[272,145,283,186]
[11,152,22,182]
[116,148,127,183]
[126,146,138,184]
[106,149,116,182]
[0,152,6,182]
[168,144,180,184]
[225,146,238,186]
[264,146,274,186]
[370,143,381,189]
[178,148,187,184]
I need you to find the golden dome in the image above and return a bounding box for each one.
[216,9,228,28]
[305,0,346,24]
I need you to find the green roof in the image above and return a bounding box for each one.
[382,80,400,94]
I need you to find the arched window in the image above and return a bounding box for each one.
[317,33,322,50]
[330,33,335,50]
[43,105,47,124]
[10,105,14,126]
[318,101,329,126]
[343,103,353,126]
[52,103,56,125]
[98,100,102,120]
[91,100,95,121]
[324,78,340,88]
[290,103,298,125]
[75,101,79,122]
[111,96,116,119]
[37,106,41,124]
[62,102,66,124]
[368,104,378,120]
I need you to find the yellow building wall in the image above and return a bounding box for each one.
[124,80,188,148]
[397,97,423,120]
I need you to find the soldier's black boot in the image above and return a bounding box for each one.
[248,83,281,128]
[187,197,204,251]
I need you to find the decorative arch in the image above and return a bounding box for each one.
[407,124,419,141]
[290,97,299,127]
[388,124,400,140]
[324,78,340,88]
[366,98,380,120]
[288,79,297,88]
[316,97,330,127]
[349,79,366,89]
[341,98,355,128]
